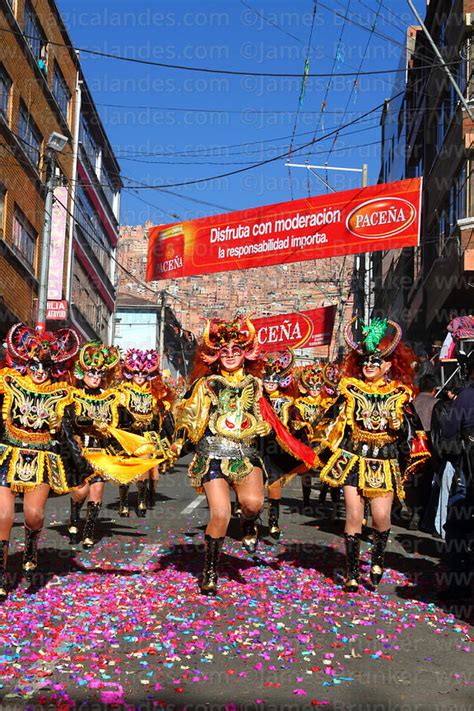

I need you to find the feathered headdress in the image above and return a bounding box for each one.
[344,317,402,357]
[122,349,160,380]
[201,315,260,364]
[5,323,80,378]
[262,349,295,388]
[74,341,120,379]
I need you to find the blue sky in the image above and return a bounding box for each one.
[57,0,426,226]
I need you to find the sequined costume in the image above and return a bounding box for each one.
[0,369,74,493]
[317,376,414,499]
[0,325,80,494]
[315,317,430,593]
[174,316,317,596]
[175,368,272,491]
[116,349,175,516]
[0,323,79,599]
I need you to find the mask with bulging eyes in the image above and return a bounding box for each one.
[361,354,383,368]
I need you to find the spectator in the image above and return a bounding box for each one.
[439,364,474,600]
[414,349,436,387]
[405,375,438,530]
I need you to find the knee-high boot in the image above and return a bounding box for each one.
[241,515,259,554]
[68,499,84,543]
[344,532,361,593]
[370,528,391,586]
[136,481,147,518]
[23,526,41,583]
[119,485,130,517]
[268,499,281,539]
[147,476,156,510]
[200,534,224,595]
[0,540,8,601]
[82,502,102,549]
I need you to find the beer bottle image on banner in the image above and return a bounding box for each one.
[154,225,185,278]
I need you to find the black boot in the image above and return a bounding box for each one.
[136,481,147,518]
[147,476,156,510]
[370,528,391,586]
[23,526,41,583]
[68,499,84,543]
[0,540,8,602]
[119,485,130,518]
[344,533,361,593]
[268,499,281,540]
[241,516,259,554]
[200,534,224,596]
[318,484,327,504]
[234,497,242,517]
[82,502,102,549]
[302,485,312,509]
[362,500,370,528]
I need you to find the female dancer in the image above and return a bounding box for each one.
[65,341,121,547]
[117,348,175,518]
[173,316,316,595]
[316,318,428,592]
[0,323,79,597]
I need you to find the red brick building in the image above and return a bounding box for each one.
[0,0,121,341]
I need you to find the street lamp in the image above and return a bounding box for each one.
[35,132,69,334]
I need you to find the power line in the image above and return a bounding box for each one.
[0,25,457,78]
[120,95,402,190]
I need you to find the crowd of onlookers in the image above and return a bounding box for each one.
[405,326,474,601]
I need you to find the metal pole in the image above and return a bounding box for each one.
[36,152,55,334]
[362,164,370,323]
[406,0,474,121]
[158,291,166,365]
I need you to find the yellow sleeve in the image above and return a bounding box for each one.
[173,378,211,445]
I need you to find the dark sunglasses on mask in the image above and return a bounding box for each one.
[29,361,51,373]
[361,355,383,368]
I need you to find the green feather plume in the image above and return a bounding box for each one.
[362,318,387,353]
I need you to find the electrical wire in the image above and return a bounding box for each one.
[0,25,458,78]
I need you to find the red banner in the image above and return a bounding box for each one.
[252,306,336,351]
[146,178,422,280]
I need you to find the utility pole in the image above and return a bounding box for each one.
[286,161,369,358]
[361,164,369,324]
[36,132,69,334]
[158,290,166,365]
[406,0,474,122]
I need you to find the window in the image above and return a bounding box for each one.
[0,65,11,119]
[24,1,47,74]
[72,262,110,339]
[101,165,116,209]
[455,163,467,221]
[0,185,5,240]
[79,116,97,169]
[53,63,70,121]
[18,102,42,167]
[12,206,37,268]
[75,182,111,274]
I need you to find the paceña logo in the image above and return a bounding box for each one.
[346,198,416,239]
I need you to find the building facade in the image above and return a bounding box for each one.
[374,0,474,347]
[0,0,121,342]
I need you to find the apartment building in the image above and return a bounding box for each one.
[0,0,121,341]
[375,0,474,345]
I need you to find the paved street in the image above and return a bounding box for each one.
[0,457,472,710]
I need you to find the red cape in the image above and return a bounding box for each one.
[259,396,318,469]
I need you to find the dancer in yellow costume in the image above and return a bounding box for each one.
[0,323,79,598]
[315,318,429,592]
